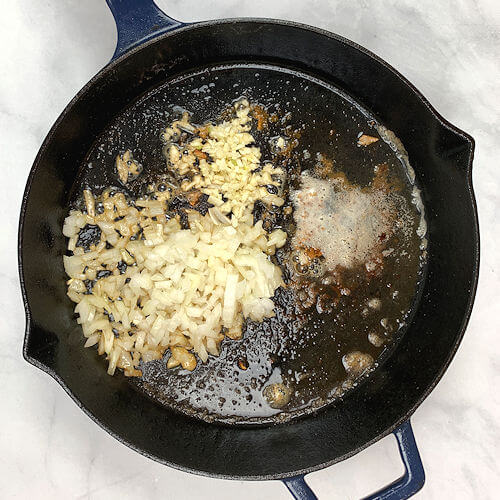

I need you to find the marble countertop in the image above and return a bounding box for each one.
[1,0,499,498]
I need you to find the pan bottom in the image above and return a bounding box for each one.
[77,62,427,424]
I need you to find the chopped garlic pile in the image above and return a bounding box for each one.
[164,100,285,220]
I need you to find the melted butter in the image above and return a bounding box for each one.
[292,166,413,271]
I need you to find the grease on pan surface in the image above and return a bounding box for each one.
[63,65,427,423]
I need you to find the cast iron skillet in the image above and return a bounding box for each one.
[19,1,479,499]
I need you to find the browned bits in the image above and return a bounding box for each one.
[263,383,291,409]
[342,351,374,378]
[252,104,269,131]
[283,138,299,157]
[371,163,390,192]
[368,331,385,347]
[170,346,197,371]
[303,246,323,261]
[291,246,323,274]
[237,357,249,370]
[367,297,382,310]
[365,254,384,277]
[295,283,318,310]
[193,149,208,160]
[372,163,404,193]
[195,125,210,139]
[226,316,243,340]
[313,155,334,179]
[316,293,335,314]
[380,317,393,332]
[357,134,379,146]
[185,190,203,207]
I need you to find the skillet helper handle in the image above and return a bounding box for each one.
[105,0,185,60]
[283,475,318,500]
[363,421,425,500]
[282,421,425,500]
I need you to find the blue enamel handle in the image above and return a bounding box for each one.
[105,0,187,60]
[283,421,425,500]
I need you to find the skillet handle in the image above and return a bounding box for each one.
[105,0,186,60]
[282,420,425,500]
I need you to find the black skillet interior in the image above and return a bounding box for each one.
[20,21,478,478]
[75,62,426,425]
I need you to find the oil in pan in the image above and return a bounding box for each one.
[79,63,427,424]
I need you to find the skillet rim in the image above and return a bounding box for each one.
[18,17,480,480]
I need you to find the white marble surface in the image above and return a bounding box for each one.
[1,0,499,498]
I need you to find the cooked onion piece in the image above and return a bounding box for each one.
[115,150,142,184]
